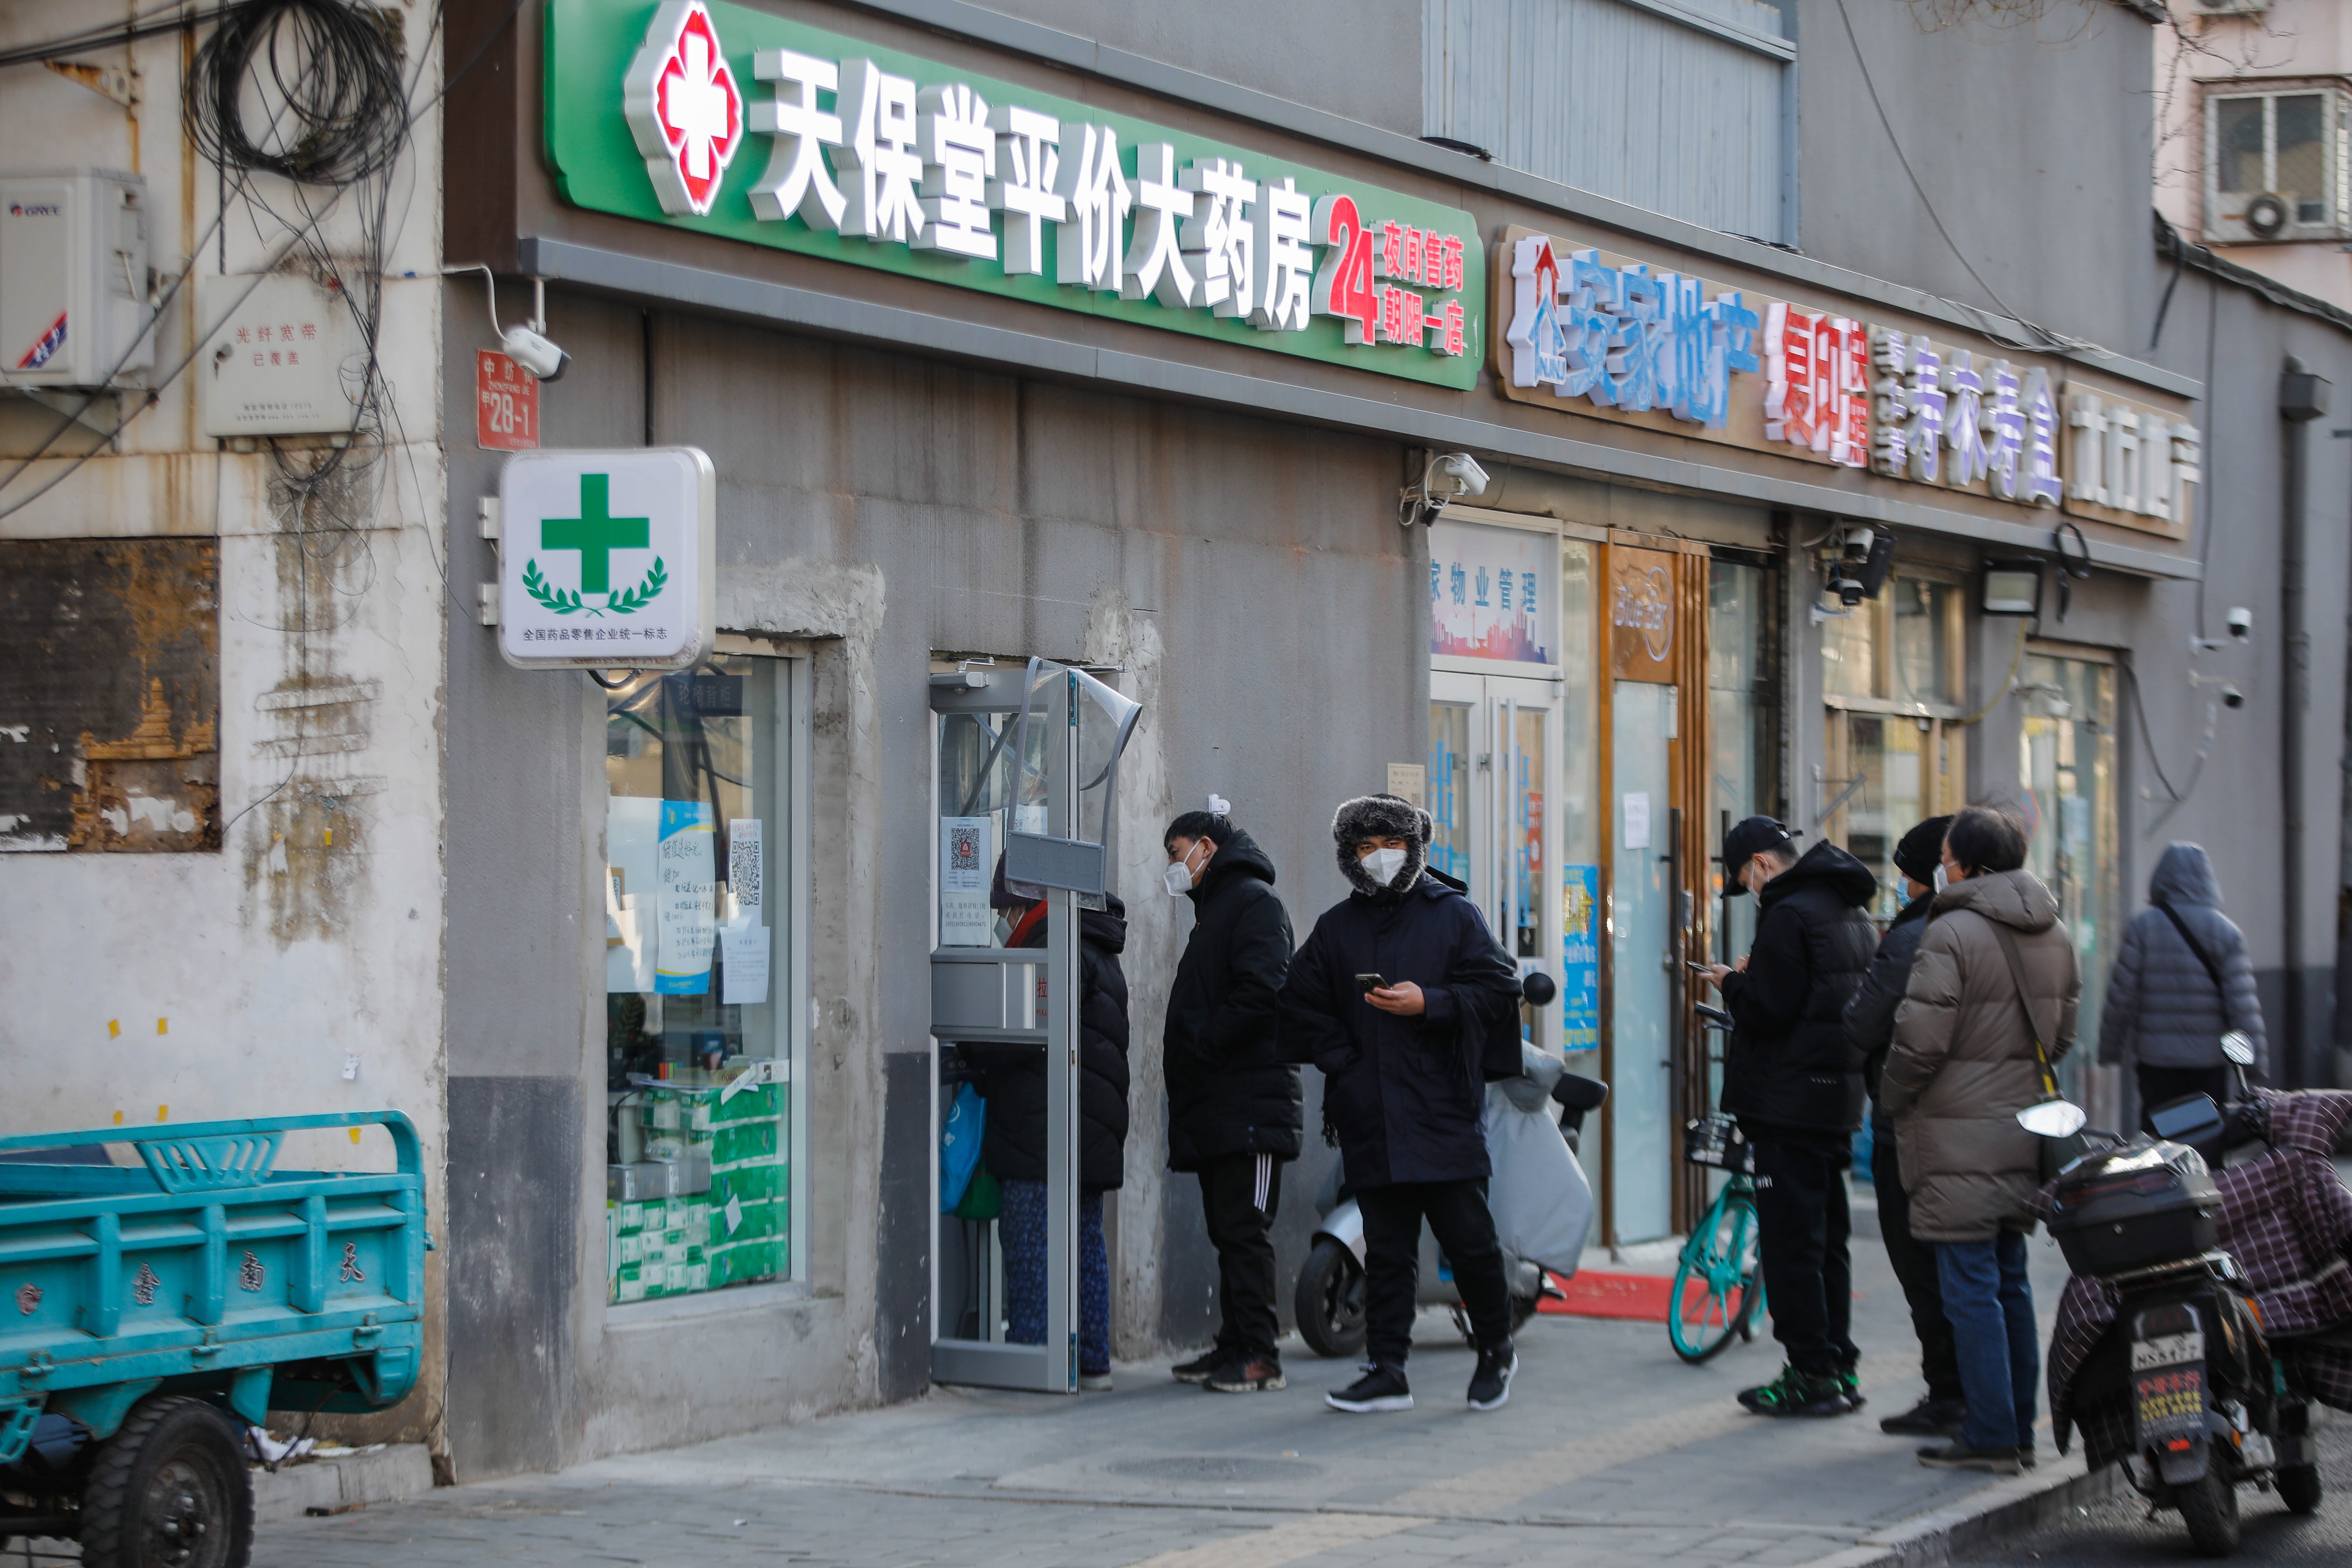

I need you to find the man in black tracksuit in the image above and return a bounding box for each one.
[1702,816,1877,1418]
[1161,812,1302,1393]
[1842,815,1963,1440]
[1279,794,1524,1415]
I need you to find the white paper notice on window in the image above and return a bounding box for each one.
[1622,792,1652,850]
[727,818,763,923]
[940,815,995,946]
[720,921,770,1005]
[655,801,717,995]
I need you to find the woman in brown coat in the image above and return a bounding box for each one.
[1883,806,2080,1475]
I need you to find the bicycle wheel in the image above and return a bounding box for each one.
[1668,1183,1763,1364]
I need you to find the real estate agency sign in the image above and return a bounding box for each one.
[499,447,717,670]
[1490,223,2200,540]
[545,0,1483,388]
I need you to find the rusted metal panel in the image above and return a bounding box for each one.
[0,538,220,853]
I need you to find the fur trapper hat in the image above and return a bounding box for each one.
[1331,793,1431,899]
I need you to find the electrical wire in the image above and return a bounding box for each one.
[0,3,241,72]
[185,0,408,185]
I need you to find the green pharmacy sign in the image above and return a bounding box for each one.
[499,447,716,671]
[544,0,1485,389]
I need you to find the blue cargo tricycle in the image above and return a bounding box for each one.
[0,1112,429,1567]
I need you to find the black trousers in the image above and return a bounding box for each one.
[1198,1153,1283,1363]
[1749,1132,1858,1378]
[1872,1118,1962,1403]
[1358,1178,1512,1368]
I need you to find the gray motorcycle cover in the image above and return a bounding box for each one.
[1482,1082,1595,1276]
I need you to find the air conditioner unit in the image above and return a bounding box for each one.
[2210,190,2305,243]
[0,169,153,390]
[2194,0,2270,16]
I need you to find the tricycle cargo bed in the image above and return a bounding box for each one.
[0,1113,429,1465]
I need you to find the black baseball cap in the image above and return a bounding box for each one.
[1721,816,1794,896]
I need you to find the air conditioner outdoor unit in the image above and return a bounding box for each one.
[2210,190,2300,244]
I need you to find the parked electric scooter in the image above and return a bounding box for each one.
[1294,973,1606,1358]
[2035,1036,2344,1558]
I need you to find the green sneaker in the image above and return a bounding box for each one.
[1737,1365,1852,1418]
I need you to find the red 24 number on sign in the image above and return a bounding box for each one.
[476,350,539,451]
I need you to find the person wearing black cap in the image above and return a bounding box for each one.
[1279,793,1523,1414]
[1702,815,1878,1418]
[1843,816,1963,1440]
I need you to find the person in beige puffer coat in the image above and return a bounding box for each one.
[1882,806,2080,1474]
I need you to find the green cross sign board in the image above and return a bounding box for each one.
[542,0,1484,389]
[499,448,716,670]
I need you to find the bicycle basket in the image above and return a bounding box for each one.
[1683,1112,1754,1174]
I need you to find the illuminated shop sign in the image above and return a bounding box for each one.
[1492,224,2197,540]
[548,0,1483,387]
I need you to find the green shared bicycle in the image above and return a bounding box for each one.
[1669,1004,1766,1364]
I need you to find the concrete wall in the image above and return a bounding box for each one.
[438,278,1424,1471]
[0,2,449,1449]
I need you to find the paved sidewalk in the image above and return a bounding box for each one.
[238,1183,2093,1568]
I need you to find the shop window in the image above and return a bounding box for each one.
[2205,87,2347,239]
[602,654,806,1304]
[2018,653,2119,1122]
[1820,576,1967,922]
[1428,703,1472,884]
[1708,555,1780,964]
[1558,539,1599,1055]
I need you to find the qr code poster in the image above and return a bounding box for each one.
[948,823,982,878]
[726,819,763,921]
[940,816,994,946]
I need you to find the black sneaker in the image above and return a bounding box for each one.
[1467,1342,1518,1411]
[1203,1358,1286,1393]
[1918,1441,2021,1475]
[1736,1365,1852,1418]
[1879,1396,1967,1438]
[1837,1364,1866,1411]
[1170,1349,1230,1385]
[1326,1363,1413,1413]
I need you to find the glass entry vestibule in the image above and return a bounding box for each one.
[1428,514,1717,1248]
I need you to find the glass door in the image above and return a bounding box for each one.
[2018,653,2120,1128]
[1609,680,1676,1243]
[1430,672,1562,1054]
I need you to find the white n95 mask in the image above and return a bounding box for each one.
[1359,846,1407,888]
[1163,860,1195,897]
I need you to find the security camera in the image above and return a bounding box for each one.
[1827,525,1895,608]
[501,324,569,383]
[2227,607,2253,641]
[2222,684,2245,709]
[1436,452,1489,499]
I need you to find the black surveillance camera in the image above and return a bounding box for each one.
[1828,525,1895,608]
[2222,684,2245,709]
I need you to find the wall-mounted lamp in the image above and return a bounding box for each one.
[1981,558,2043,617]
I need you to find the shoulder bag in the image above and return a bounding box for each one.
[2154,899,2234,1044]
[1987,921,2093,1180]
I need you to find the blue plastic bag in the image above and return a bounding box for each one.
[940,1083,986,1212]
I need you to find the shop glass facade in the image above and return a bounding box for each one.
[602,654,805,1303]
[1821,576,1968,922]
[1559,540,1600,1055]
[2019,653,2120,1115]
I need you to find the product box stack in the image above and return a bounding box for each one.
[607,1077,789,1303]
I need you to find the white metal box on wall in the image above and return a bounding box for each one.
[0,169,153,388]
[196,272,359,437]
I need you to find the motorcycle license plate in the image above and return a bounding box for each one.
[2131,1304,2207,1451]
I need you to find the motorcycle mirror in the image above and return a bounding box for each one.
[2220,1030,2256,1067]
[2017,1099,2088,1138]
[1520,971,1558,1006]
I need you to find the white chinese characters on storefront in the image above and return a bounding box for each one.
[623,1,1469,360]
[2064,387,2202,528]
[1503,235,1759,427]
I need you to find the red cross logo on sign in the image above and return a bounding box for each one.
[624,1,744,217]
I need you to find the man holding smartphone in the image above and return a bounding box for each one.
[1701,816,1878,1419]
[1278,794,1522,1414]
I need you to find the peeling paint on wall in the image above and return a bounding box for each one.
[0,538,220,852]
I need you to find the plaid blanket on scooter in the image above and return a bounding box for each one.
[2040,1089,2352,1456]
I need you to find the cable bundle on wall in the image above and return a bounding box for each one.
[184,0,407,185]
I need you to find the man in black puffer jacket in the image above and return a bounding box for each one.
[1702,816,1877,1419]
[1279,794,1523,1415]
[1161,811,1301,1394]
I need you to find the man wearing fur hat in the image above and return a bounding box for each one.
[1278,794,1524,1413]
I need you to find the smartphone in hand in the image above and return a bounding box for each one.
[1355,973,1387,993]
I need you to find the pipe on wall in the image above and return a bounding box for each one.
[2279,356,2329,1086]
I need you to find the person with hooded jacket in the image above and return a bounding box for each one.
[1842,816,1963,1440]
[962,867,1130,1389]
[1884,805,2080,1474]
[1278,794,1523,1414]
[1160,811,1301,1394]
[2098,842,2268,1125]
[1702,816,1878,1419]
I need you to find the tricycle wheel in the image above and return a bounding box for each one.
[2276,1462,2322,1516]
[80,1394,253,1568]
[2177,1465,2241,1558]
